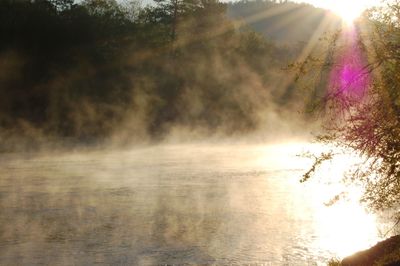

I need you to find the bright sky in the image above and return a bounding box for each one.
[296,0,379,9]
[295,0,381,23]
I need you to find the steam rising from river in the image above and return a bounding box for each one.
[0,143,389,264]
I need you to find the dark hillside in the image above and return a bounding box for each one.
[227,0,341,44]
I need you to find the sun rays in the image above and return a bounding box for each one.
[300,0,378,25]
[331,2,367,24]
[131,0,378,112]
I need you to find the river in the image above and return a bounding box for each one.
[0,143,386,265]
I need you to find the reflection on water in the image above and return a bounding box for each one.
[0,144,388,265]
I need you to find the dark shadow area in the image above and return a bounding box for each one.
[0,0,340,151]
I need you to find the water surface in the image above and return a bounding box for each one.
[0,144,385,265]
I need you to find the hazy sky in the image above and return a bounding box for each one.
[115,0,381,9]
[294,0,380,11]
[293,0,381,22]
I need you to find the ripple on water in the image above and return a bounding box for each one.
[0,144,387,265]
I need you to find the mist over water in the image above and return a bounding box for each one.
[0,143,386,265]
[0,0,332,152]
[1,0,395,264]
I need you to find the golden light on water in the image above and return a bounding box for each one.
[315,200,379,258]
[304,147,383,258]
[0,143,388,264]
[258,142,383,258]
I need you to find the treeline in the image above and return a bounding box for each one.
[0,0,321,150]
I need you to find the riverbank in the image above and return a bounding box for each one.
[334,235,400,266]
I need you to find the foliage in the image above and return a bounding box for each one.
[299,1,400,217]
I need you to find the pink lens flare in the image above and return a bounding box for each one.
[329,26,370,104]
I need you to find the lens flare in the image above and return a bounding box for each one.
[329,27,370,103]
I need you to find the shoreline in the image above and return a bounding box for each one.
[339,235,400,266]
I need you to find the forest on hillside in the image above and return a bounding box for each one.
[227,0,340,43]
[0,0,338,150]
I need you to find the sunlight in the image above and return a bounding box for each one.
[299,0,379,25]
[285,143,383,258]
[329,20,370,103]
[3,0,399,263]
[266,6,320,37]
[330,1,366,24]
[315,199,380,258]
[237,3,298,28]
[296,15,333,63]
